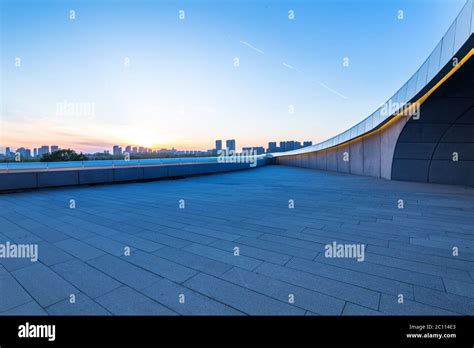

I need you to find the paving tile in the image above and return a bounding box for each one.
[443,278,474,298]
[221,267,345,315]
[83,236,130,256]
[183,243,262,271]
[286,257,415,299]
[122,250,196,283]
[141,278,242,315]
[96,286,177,315]
[87,254,162,290]
[55,239,106,261]
[379,294,459,315]
[154,227,217,245]
[154,246,232,277]
[413,286,474,315]
[182,225,240,241]
[235,236,319,260]
[109,233,165,252]
[1,301,47,315]
[135,231,192,248]
[36,242,74,266]
[11,263,78,307]
[184,273,305,315]
[342,303,384,315]
[313,253,445,291]
[51,259,122,298]
[46,293,110,315]
[255,262,380,309]
[209,240,292,265]
[0,272,33,312]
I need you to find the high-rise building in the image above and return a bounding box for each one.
[5,147,11,158]
[16,147,31,159]
[226,139,236,152]
[253,147,265,155]
[33,148,38,158]
[113,145,122,156]
[38,145,50,157]
[279,141,287,152]
[51,145,59,152]
[303,141,313,147]
[267,142,278,153]
[215,140,222,151]
[132,147,138,153]
[125,145,131,153]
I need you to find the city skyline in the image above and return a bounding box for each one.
[0,0,466,154]
[1,138,313,161]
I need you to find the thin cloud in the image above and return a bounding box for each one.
[239,40,264,54]
[282,62,302,73]
[318,82,348,99]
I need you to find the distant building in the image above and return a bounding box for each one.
[215,140,222,151]
[16,147,31,159]
[113,145,122,156]
[138,146,144,153]
[51,145,59,152]
[132,147,138,153]
[33,148,38,157]
[267,142,278,153]
[5,147,11,158]
[252,146,265,155]
[125,145,131,153]
[303,141,313,147]
[226,139,236,152]
[38,145,50,157]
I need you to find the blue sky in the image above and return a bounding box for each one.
[0,0,466,153]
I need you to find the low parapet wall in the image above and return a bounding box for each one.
[0,159,269,192]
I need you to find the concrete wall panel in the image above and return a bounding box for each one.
[143,166,169,179]
[349,140,364,175]
[337,145,350,173]
[326,149,338,172]
[429,161,474,186]
[114,167,144,182]
[363,132,381,177]
[38,171,79,187]
[0,173,38,190]
[79,169,114,185]
[391,159,430,182]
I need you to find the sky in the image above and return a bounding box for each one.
[0,0,467,153]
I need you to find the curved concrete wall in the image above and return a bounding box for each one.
[391,57,474,186]
[276,38,474,187]
[276,115,409,180]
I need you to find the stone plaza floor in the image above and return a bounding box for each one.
[0,165,473,315]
